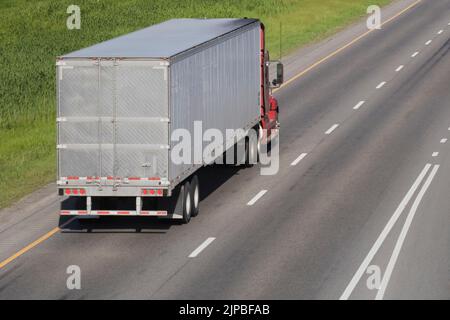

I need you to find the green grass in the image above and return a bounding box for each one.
[0,0,390,208]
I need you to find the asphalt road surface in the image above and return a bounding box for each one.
[0,0,449,299]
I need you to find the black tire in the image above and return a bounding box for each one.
[246,134,258,166]
[190,175,200,217]
[181,181,192,224]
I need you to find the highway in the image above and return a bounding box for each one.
[0,0,449,299]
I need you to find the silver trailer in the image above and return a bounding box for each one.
[57,18,262,222]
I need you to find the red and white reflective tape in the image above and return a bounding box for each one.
[60,210,87,215]
[61,176,97,181]
[60,210,167,216]
[141,211,167,216]
[60,176,160,181]
[125,177,161,181]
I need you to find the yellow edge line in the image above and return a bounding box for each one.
[273,0,422,93]
[0,0,422,272]
[0,215,76,269]
[0,227,60,269]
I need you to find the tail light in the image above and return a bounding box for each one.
[141,189,164,196]
[64,189,86,196]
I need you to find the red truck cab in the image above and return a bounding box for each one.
[260,23,283,145]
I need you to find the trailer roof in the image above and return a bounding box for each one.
[61,18,259,59]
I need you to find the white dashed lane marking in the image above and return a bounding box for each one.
[353,101,365,110]
[291,153,308,166]
[247,190,268,206]
[395,65,404,72]
[376,82,386,89]
[188,237,216,258]
[411,51,419,58]
[325,124,340,135]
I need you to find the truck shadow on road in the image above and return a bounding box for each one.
[59,164,244,233]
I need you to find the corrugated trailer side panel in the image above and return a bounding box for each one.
[168,22,261,184]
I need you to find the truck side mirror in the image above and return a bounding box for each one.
[270,61,284,87]
[276,62,284,85]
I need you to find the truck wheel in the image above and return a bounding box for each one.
[181,181,192,224]
[246,135,258,166]
[257,124,263,162]
[190,175,200,217]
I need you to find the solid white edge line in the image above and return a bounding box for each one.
[411,51,419,58]
[339,164,432,300]
[325,124,339,135]
[395,65,404,72]
[353,101,365,110]
[291,153,308,166]
[188,237,216,258]
[375,165,439,299]
[247,190,268,206]
[376,81,386,89]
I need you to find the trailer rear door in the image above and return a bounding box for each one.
[57,59,169,182]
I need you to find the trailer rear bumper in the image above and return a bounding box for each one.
[59,186,185,219]
[59,209,182,219]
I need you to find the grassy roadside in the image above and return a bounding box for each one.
[0,0,390,208]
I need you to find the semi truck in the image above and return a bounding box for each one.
[56,18,283,223]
